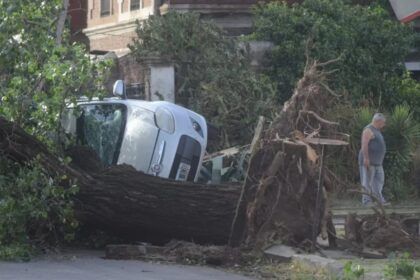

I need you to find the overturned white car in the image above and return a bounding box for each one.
[62,81,207,182]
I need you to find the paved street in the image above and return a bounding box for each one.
[0,250,253,280]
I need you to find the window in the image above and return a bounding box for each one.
[77,104,127,166]
[101,0,111,16]
[130,0,141,11]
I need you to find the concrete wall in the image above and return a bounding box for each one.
[242,41,274,71]
[149,65,175,102]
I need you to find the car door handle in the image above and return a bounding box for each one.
[151,140,165,175]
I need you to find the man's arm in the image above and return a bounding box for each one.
[361,128,373,167]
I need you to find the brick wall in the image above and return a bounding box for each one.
[89,31,137,52]
[87,0,153,28]
[70,0,87,32]
[69,0,89,46]
[104,53,146,96]
[85,0,156,52]
[87,0,119,28]
[118,54,146,84]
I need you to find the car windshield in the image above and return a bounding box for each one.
[77,103,127,166]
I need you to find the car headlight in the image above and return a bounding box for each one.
[190,117,203,137]
[155,107,175,134]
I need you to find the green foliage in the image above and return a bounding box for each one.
[383,106,420,200]
[350,107,374,155]
[251,0,415,105]
[0,0,111,260]
[349,106,420,200]
[130,12,232,102]
[0,0,111,149]
[0,157,78,261]
[343,261,365,279]
[129,12,277,149]
[384,253,420,279]
[0,244,32,262]
[392,73,420,121]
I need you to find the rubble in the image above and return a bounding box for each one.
[263,245,297,262]
[344,211,420,256]
[105,241,241,267]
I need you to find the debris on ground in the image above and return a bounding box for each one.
[105,241,243,266]
[344,210,420,257]
[200,145,250,184]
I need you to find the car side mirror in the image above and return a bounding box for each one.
[113,80,126,99]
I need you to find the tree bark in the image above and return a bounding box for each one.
[56,0,70,46]
[77,166,241,244]
[0,118,241,245]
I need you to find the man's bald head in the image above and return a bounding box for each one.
[372,113,386,129]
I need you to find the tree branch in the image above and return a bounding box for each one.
[298,110,339,126]
[56,0,69,46]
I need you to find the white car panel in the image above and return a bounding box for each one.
[64,98,207,182]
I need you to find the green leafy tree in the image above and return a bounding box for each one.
[393,72,420,121]
[0,0,110,149]
[0,158,78,261]
[129,12,277,149]
[0,0,111,259]
[251,0,415,106]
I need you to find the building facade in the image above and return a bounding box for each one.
[160,0,259,36]
[84,0,159,55]
[83,0,261,54]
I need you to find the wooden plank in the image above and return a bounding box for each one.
[228,116,265,247]
[203,146,243,162]
[304,138,348,146]
[250,116,266,155]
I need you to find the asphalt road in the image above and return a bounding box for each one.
[0,250,253,280]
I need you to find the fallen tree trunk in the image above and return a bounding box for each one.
[0,118,241,244]
[78,166,241,244]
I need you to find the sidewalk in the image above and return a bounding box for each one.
[0,250,253,280]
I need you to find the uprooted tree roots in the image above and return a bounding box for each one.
[230,60,344,249]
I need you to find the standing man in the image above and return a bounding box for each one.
[358,113,388,206]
